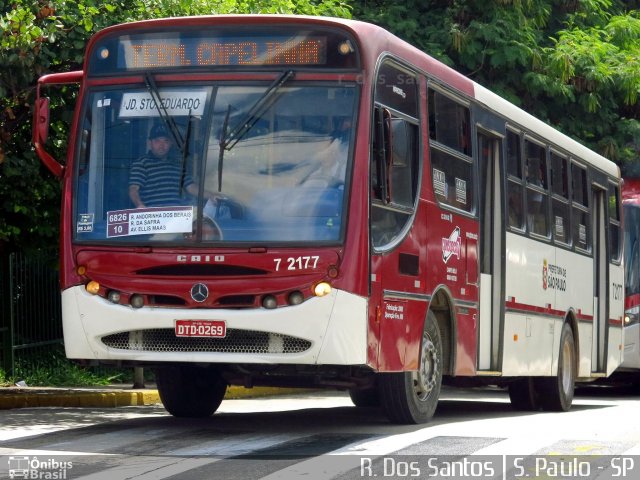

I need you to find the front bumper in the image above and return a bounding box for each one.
[62,286,368,366]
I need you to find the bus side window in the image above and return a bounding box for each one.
[428,88,473,213]
[551,151,570,245]
[525,139,549,237]
[571,162,591,252]
[609,183,622,262]
[428,89,471,156]
[390,118,418,208]
[506,130,524,230]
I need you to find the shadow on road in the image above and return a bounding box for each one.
[2,383,630,457]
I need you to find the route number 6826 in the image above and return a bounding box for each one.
[274,256,320,271]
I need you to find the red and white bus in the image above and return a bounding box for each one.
[33,15,624,423]
[620,178,640,373]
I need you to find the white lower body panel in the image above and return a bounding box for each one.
[61,286,368,366]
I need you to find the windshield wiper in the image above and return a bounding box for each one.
[145,74,193,197]
[180,110,193,195]
[221,70,294,151]
[216,70,294,192]
[144,73,185,151]
[217,105,232,192]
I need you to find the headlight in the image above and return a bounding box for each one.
[313,282,332,297]
[625,305,640,326]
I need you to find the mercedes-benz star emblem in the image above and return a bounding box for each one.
[190,283,209,303]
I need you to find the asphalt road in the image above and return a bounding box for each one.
[1,385,639,479]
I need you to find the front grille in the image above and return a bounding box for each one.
[101,328,312,354]
[135,264,267,276]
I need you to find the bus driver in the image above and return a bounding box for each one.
[128,124,199,208]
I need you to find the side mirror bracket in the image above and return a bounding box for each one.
[32,71,83,178]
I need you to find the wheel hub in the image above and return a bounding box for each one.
[412,333,439,401]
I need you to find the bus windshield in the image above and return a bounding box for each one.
[624,203,640,297]
[74,81,356,245]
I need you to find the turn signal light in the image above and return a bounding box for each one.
[314,282,332,297]
[85,281,100,295]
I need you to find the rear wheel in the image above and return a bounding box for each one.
[379,310,443,424]
[155,365,227,418]
[536,322,576,411]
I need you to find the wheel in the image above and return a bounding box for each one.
[508,377,540,411]
[378,310,443,424]
[535,322,576,411]
[349,380,380,408]
[155,365,227,418]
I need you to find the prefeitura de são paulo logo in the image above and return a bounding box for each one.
[442,227,462,263]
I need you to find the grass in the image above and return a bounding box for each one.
[1,346,147,387]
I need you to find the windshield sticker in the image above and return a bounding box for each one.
[77,213,94,233]
[119,90,207,117]
[106,206,193,238]
[442,226,461,263]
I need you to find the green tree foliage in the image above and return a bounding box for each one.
[354,0,639,170]
[0,0,350,252]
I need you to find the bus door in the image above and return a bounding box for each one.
[592,187,608,374]
[477,129,504,371]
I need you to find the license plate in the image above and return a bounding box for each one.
[175,320,226,338]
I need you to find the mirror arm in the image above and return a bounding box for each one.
[34,142,64,178]
[32,71,83,178]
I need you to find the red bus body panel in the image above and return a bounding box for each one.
[49,15,481,375]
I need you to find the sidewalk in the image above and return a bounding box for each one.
[0,385,310,410]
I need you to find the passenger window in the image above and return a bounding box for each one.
[551,152,570,245]
[525,140,548,237]
[571,163,590,252]
[428,89,471,156]
[389,118,418,208]
[506,130,524,230]
[609,183,622,262]
[430,149,473,212]
[428,88,473,213]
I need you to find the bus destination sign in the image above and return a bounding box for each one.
[114,36,327,70]
[88,27,360,74]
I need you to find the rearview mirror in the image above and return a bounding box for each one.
[33,97,50,145]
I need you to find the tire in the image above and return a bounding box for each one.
[155,365,227,418]
[378,310,443,424]
[508,377,540,411]
[349,381,380,408]
[535,322,576,411]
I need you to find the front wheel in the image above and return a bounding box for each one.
[155,365,227,418]
[535,322,576,411]
[378,310,443,424]
[508,377,540,411]
[349,379,380,408]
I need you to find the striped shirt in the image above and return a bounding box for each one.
[129,154,194,207]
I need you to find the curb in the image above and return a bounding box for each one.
[0,386,313,410]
